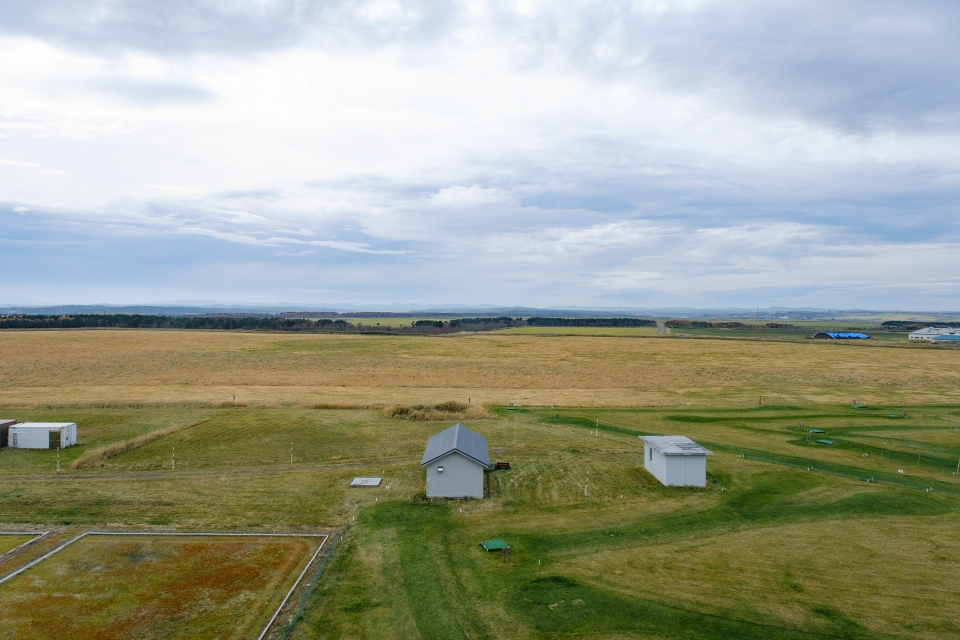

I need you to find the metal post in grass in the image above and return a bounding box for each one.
[56,447,60,472]
[172,446,175,472]
[290,442,293,465]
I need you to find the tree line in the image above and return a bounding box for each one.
[664,320,800,329]
[0,314,658,333]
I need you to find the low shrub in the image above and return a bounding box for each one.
[382,402,491,421]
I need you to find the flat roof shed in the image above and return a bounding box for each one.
[640,436,713,487]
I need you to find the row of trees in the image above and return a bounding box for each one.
[0,314,663,333]
[664,320,800,329]
[0,314,356,332]
[881,320,960,331]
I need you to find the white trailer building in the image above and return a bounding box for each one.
[7,423,77,449]
[421,423,493,499]
[639,435,713,487]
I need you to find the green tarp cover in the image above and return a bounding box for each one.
[815,439,835,445]
[481,539,509,551]
[807,429,825,433]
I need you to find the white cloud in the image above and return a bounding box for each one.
[1,2,959,307]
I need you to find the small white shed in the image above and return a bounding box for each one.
[639,435,713,487]
[421,423,493,499]
[7,423,77,449]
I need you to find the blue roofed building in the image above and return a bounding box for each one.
[812,332,871,340]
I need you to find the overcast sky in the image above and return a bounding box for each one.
[2,1,959,310]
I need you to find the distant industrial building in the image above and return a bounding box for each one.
[909,327,960,341]
[640,435,713,487]
[812,332,870,340]
[421,423,492,499]
[0,419,15,449]
[7,423,77,449]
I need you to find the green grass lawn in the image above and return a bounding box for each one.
[2,404,959,639]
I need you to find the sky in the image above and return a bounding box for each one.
[1,0,959,310]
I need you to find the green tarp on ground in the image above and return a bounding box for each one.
[481,539,510,551]
[815,439,835,445]
[807,429,825,433]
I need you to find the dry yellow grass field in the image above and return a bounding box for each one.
[1,329,959,408]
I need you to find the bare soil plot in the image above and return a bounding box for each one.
[0,534,325,640]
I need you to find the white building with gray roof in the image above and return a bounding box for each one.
[421,423,493,499]
[639,435,713,487]
[909,327,960,341]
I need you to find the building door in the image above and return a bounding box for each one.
[49,430,61,449]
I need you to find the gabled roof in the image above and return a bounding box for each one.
[421,423,492,468]
[640,435,713,456]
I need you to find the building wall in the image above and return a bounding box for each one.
[425,451,484,498]
[910,328,960,341]
[644,443,707,487]
[644,444,669,485]
[8,424,77,449]
[8,427,51,449]
[0,420,15,449]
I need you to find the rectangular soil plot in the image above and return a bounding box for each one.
[0,534,323,639]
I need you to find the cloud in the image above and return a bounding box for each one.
[0,2,959,308]
[89,78,214,106]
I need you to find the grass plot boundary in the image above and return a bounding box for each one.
[0,532,49,561]
[0,531,329,640]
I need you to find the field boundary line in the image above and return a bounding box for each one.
[0,532,87,585]
[0,531,49,563]
[1,458,407,482]
[259,535,329,640]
